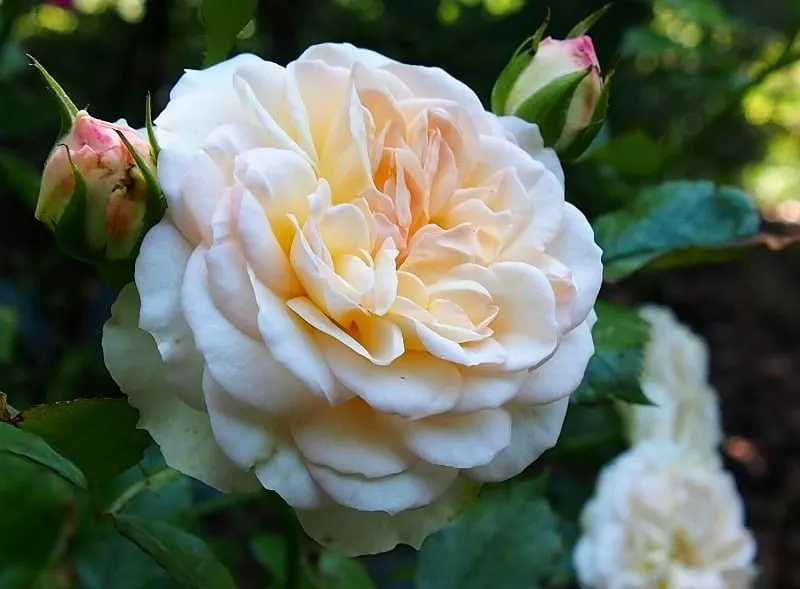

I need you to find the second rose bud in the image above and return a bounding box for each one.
[36,111,156,261]
[493,11,610,161]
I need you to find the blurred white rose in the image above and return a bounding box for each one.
[574,440,756,589]
[624,305,722,463]
[102,43,603,555]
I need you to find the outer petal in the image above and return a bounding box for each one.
[167,53,266,100]
[255,442,331,510]
[298,42,396,69]
[181,248,324,416]
[545,203,603,331]
[517,320,594,406]
[252,282,350,406]
[318,341,461,419]
[465,396,569,482]
[102,284,258,492]
[203,369,278,470]
[499,116,565,186]
[307,460,458,515]
[296,477,479,556]
[452,369,525,413]
[135,221,205,411]
[290,400,414,478]
[390,408,512,469]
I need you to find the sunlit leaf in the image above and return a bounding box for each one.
[594,181,760,281]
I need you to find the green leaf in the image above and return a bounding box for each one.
[0,422,87,490]
[0,148,41,210]
[588,129,664,177]
[253,535,376,589]
[567,3,611,38]
[74,522,173,589]
[0,454,75,588]
[572,300,651,405]
[113,516,238,589]
[28,55,78,137]
[594,181,760,281]
[17,398,149,490]
[0,304,19,362]
[251,534,315,589]
[316,553,376,589]
[513,69,591,147]
[554,403,625,454]
[74,448,190,589]
[415,477,562,589]
[201,0,258,67]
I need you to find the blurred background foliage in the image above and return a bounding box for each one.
[1,0,800,587]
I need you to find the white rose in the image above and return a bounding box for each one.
[102,43,603,555]
[624,305,723,463]
[574,440,756,589]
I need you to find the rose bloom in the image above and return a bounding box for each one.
[102,43,602,554]
[623,305,722,464]
[574,440,756,589]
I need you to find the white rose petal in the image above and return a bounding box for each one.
[103,42,603,555]
[102,285,258,493]
[624,305,723,463]
[574,440,756,589]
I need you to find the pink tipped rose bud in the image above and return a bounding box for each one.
[505,35,604,151]
[36,111,155,260]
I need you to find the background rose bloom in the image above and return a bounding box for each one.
[102,43,602,554]
[623,305,723,464]
[574,440,756,589]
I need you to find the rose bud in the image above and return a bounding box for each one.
[35,111,155,261]
[492,9,612,161]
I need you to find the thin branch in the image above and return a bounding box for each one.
[105,467,182,516]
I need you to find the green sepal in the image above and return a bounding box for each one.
[53,147,104,264]
[567,3,612,38]
[113,129,166,231]
[559,70,614,161]
[490,11,550,114]
[512,68,591,147]
[28,56,79,138]
[145,93,161,161]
